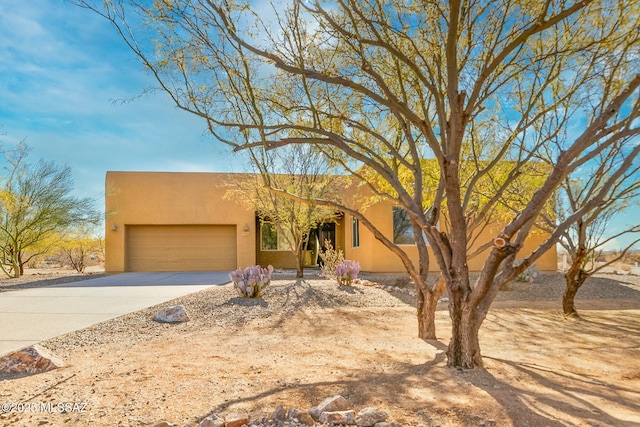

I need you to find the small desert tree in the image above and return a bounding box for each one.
[230,145,339,278]
[0,142,100,277]
[57,225,104,273]
[77,0,640,368]
[541,141,640,318]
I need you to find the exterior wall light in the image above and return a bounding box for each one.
[111,224,118,231]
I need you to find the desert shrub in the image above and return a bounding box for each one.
[229,265,273,298]
[336,260,360,286]
[515,265,541,283]
[623,250,640,265]
[319,240,344,278]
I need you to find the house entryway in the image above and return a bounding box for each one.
[305,223,336,266]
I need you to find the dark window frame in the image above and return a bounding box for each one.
[351,217,360,248]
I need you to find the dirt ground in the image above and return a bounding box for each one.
[1,270,639,427]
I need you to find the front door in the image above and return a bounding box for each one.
[305,222,337,266]
[318,223,336,250]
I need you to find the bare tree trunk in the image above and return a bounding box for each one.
[563,261,588,318]
[417,275,446,339]
[10,247,21,278]
[18,252,25,277]
[443,245,513,369]
[447,302,483,368]
[563,234,589,317]
[295,246,305,278]
[11,261,20,278]
[444,267,484,368]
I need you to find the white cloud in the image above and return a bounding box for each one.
[0,0,238,203]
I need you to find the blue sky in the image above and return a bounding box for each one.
[0,0,241,203]
[0,1,637,250]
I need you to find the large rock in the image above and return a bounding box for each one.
[288,408,314,425]
[319,410,356,425]
[153,305,190,323]
[0,345,64,374]
[199,415,224,427]
[309,395,349,420]
[224,412,248,427]
[270,404,286,421]
[356,407,388,426]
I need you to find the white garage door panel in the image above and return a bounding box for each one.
[126,225,237,272]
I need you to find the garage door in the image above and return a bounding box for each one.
[125,225,237,272]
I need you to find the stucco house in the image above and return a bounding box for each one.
[104,171,556,273]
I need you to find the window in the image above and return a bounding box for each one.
[260,222,292,251]
[261,222,278,250]
[393,206,415,245]
[351,217,360,248]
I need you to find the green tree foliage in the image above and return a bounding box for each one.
[0,143,100,277]
[228,145,340,278]
[77,0,640,368]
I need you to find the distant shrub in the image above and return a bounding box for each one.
[319,240,344,279]
[229,265,273,298]
[515,264,541,283]
[335,260,360,286]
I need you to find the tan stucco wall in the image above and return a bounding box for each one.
[105,171,556,274]
[343,199,440,273]
[343,198,557,273]
[105,172,256,273]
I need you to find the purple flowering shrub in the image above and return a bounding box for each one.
[229,265,274,298]
[335,260,360,286]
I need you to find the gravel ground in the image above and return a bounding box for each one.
[2,269,638,355]
[2,270,639,427]
[495,272,640,300]
[30,271,640,356]
[41,278,409,355]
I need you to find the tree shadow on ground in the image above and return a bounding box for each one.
[496,274,640,303]
[336,284,365,294]
[221,297,269,308]
[276,279,409,309]
[196,341,629,427]
[267,279,419,332]
[469,305,640,426]
[194,301,640,426]
[277,279,341,311]
[197,352,449,425]
[471,357,640,427]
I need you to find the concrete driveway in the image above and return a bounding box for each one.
[0,272,231,356]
